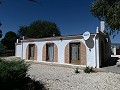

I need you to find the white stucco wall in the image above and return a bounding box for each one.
[15,34,108,68]
[95,37,100,68]
[15,44,22,57]
[19,36,98,67]
[53,39,86,64]
[22,42,40,60]
[85,36,97,68]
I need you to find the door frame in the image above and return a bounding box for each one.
[28,44,35,60]
[69,43,80,65]
[46,43,54,62]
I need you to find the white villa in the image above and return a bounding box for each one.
[15,21,111,68]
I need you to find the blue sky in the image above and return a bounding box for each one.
[0,0,119,43]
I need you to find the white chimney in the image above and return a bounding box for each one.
[96,27,99,33]
[16,39,19,43]
[100,21,105,32]
[23,36,24,40]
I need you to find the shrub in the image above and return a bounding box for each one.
[75,68,80,73]
[84,66,94,73]
[0,59,30,90]
[0,59,47,90]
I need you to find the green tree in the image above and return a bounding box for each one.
[0,22,2,38]
[91,0,120,34]
[18,20,61,38]
[18,26,29,38]
[1,31,18,50]
[0,30,2,38]
[0,41,5,55]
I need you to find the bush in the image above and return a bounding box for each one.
[75,68,80,73]
[0,59,47,90]
[0,59,30,90]
[84,66,94,73]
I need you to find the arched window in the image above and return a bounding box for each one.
[70,43,80,64]
[65,40,86,65]
[26,44,37,60]
[42,42,58,62]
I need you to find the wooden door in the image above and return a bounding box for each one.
[70,43,80,65]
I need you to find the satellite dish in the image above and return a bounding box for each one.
[83,31,90,40]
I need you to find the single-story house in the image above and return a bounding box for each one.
[15,21,111,68]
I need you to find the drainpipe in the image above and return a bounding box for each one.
[21,36,24,59]
[95,27,99,68]
[95,35,97,68]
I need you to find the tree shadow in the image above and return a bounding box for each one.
[22,77,47,90]
[1,77,47,90]
[104,57,119,67]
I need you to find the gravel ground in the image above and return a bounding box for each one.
[2,56,120,90]
[28,63,120,90]
[0,56,21,60]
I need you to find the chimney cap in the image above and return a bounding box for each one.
[100,21,105,32]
